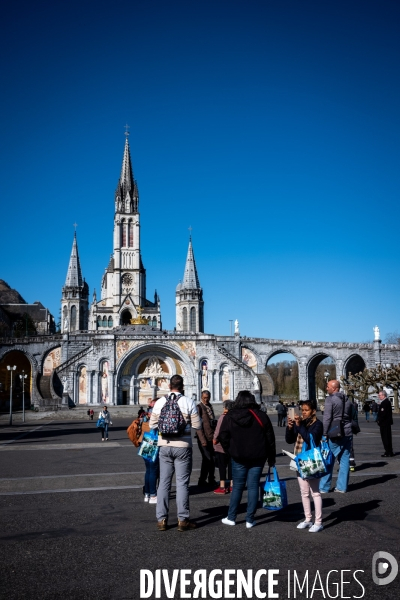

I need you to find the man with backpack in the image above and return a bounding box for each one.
[149,374,203,532]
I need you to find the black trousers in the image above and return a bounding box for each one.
[214,451,232,482]
[380,424,393,455]
[197,439,215,483]
[277,414,284,427]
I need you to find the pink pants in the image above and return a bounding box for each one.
[297,476,322,525]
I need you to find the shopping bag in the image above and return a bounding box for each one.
[96,417,105,428]
[138,429,159,463]
[294,434,327,480]
[263,467,288,511]
[320,438,334,467]
[282,449,298,472]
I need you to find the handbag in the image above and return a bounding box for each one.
[263,467,288,511]
[327,398,345,439]
[96,417,105,428]
[138,429,159,463]
[294,433,327,480]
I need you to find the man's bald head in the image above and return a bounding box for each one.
[327,379,340,395]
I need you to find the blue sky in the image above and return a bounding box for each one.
[1,0,399,342]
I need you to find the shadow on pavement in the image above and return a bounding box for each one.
[355,461,387,471]
[348,474,397,491]
[322,499,381,529]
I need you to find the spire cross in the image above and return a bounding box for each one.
[188,226,192,238]
[124,124,130,137]
[73,223,78,231]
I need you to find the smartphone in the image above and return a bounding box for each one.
[288,407,299,420]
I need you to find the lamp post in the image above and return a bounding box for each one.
[7,365,16,426]
[19,370,28,423]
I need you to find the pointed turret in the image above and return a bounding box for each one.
[115,136,139,213]
[181,238,201,289]
[65,232,83,287]
[176,237,204,332]
[61,232,89,332]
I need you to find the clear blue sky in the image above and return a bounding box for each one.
[1,0,399,342]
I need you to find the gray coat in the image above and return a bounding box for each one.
[323,392,353,437]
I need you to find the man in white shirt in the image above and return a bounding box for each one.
[150,374,204,531]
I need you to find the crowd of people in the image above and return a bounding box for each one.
[119,375,396,532]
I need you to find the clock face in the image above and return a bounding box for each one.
[122,273,133,286]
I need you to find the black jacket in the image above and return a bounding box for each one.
[285,418,323,447]
[218,407,276,464]
[377,398,393,426]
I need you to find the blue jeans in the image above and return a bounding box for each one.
[227,459,264,523]
[144,457,159,496]
[365,412,370,421]
[100,424,109,438]
[372,412,378,422]
[319,435,352,492]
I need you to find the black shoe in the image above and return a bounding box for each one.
[381,453,389,457]
[198,479,208,487]
[388,453,395,457]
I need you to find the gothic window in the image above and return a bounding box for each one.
[97,316,101,329]
[182,307,188,331]
[128,221,133,246]
[70,306,77,331]
[190,307,196,331]
[122,220,127,246]
[120,310,132,325]
[102,316,107,327]
[108,316,113,328]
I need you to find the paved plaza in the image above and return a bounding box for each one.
[0,414,399,599]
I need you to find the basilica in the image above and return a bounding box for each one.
[0,137,395,411]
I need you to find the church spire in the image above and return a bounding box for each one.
[182,237,201,289]
[65,232,83,287]
[115,134,138,213]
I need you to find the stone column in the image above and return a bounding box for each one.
[129,375,135,404]
[373,339,381,366]
[108,371,114,404]
[298,360,308,402]
[87,371,92,404]
[211,369,217,402]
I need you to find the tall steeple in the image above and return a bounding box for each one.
[61,231,89,332]
[182,238,201,289]
[115,135,139,214]
[176,237,204,332]
[65,232,83,287]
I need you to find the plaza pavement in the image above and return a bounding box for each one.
[0,413,399,600]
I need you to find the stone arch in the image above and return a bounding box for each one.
[264,348,300,401]
[41,346,63,399]
[115,341,196,406]
[0,348,34,412]
[77,363,88,404]
[120,309,132,325]
[220,363,231,402]
[344,354,366,378]
[198,357,210,393]
[307,352,337,404]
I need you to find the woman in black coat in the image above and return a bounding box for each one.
[218,390,276,528]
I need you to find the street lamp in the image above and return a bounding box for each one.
[19,370,28,423]
[7,365,16,426]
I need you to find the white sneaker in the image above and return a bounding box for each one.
[309,524,324,533]
[222,517,236,526]
[144,495,150,503]
[297,521,313,529]
[149,496,157,504]
[246,521,256,529]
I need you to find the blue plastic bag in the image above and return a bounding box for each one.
[263,467,288,511]
[294,433,327,480]
[320,438,334,467]
[96,417,105,428]
[138,429,159,463]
